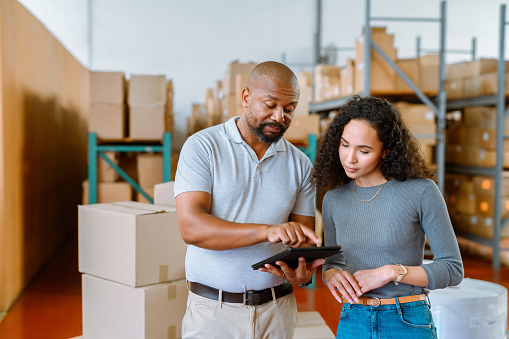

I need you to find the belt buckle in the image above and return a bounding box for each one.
[371,297,381,307]
[245,290,262,305]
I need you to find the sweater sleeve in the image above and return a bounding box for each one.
[419,180,464,289]
[322,191,348,276]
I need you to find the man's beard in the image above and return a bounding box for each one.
[247,117,287,144]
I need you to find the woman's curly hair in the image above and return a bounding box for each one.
[312,95,436,192]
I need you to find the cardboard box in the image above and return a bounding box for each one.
[82,180,133,205]
[445,173,464,195]
[78,201,187,287]
[137,154,163,188]
[478,128,509,149]
[445,79,463,99]
[463,76,481,98]
[478,72,509,96]
[354,27,397,94]
[340,59,356,96]
[82,275,187,339]
[225,61,257,94]
[476,197,509,219]
[295,71,312,116]
[314,65,341,102]
[456,192,477,215]
[294,312,335,339]
[463,106,498,128]
[395,58,419,93]
[472,173,509,197]
[90,71,126,104]
[97,151,119,182]
[285,115,320,142]
[154,181,176,208]
[129,105,167,140]
[223,93,240,120]
[463,58,498,78]
[446,61,469,80]
[128,75,167,106]
[419,54,439,94]
[89,103,126,140]
[395,102,435,125]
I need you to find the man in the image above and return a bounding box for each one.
[174,61,323,339]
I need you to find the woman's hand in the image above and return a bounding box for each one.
[323,268,362,304]
[353,265,396,294]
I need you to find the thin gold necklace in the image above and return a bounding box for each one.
[353,180,388,203]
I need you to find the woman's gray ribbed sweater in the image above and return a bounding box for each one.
[322,178,464,298]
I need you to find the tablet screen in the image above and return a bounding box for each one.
[251,246,342,270]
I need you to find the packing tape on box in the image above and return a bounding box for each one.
[111,202,167,213]
[168,325,176,339]
[159,265,169,282]
[168,284,176,300]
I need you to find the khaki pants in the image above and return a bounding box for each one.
[181,290,298,339]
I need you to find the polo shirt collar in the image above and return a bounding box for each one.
[225,116,286,152]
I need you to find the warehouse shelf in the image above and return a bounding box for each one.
[444,4,509,269]
[87,132,172,204]
[309,0,447,192]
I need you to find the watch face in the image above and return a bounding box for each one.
[397,265,407,274]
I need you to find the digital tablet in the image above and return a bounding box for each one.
[251,246,342,270]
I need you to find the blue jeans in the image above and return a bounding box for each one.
[336,298,437,339]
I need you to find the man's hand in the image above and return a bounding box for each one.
[266,222,320,247]
[323,268,362,304]
[258,257,324,285]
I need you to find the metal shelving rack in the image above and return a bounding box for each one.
[445,4,509,269]
[309,0,447,192]
[87,132,172,204]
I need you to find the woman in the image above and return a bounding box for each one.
[312,95,463,339]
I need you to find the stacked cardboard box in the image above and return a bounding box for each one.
[394,102,436,165]
[79,201,188,338]
[128,75,173,141]
[446,106,509,168]
[295,71,312,116]
[446,173,509,239]
[89,72,127,140]
[445,59,509,99]
[314,65,341,102]
[354,27,398,94]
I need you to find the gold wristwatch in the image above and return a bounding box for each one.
[394,264,407,285]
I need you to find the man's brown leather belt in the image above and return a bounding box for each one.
[343,294,427,307]
[188,281,294,306]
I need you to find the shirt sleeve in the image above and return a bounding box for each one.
[173,134,212,198]
[419,179,464,289]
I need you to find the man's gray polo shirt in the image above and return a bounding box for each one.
[174,117,315,292]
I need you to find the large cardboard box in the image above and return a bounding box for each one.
[285,115,320,142]
[472,173,509,197]
[154,181,176,208]
[476,197,509,219]
[445,79,463,99]
[478,128,509,149]
[78,201,187,287]
[90,71,126,104]
[463,58,498,78]
[463,76,481,98]
[82,180,133,205]
[314,65,341,102]
[295,71,312,116]
[128,75,167,106]
[463,106,498,128]
[446,61,469,80]
[395,58,419,93]
[225,61,257,94]
[294,312,335,339]
[354,27,397,94]
[478,72,509,96]
[137,154,163,188]
[395,102,435,125]
[89,103,126,140]
[340,59,356,96]
[419,54,439,94]
[129,105,167,140]
[82,275,187,339]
